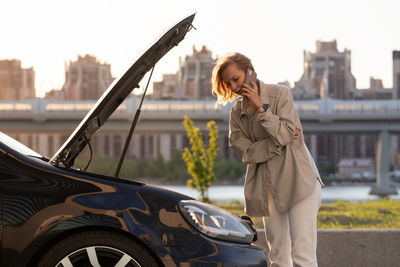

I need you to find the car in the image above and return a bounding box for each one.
[390,170,400,182]
[0,14,267,267]
[362,171,376,181]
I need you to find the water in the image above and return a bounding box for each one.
[158,185,400,203]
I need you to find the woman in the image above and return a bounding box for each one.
[211,52,324,267]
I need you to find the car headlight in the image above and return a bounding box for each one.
[178,200,254,244]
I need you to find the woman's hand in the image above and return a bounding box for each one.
[241,81,262,109]
[241,81,301,141]
[294,125,301,140]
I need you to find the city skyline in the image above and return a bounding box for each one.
[1,0,399,97]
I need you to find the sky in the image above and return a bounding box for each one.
[1,0,399,97]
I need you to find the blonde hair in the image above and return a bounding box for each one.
[211,52,254,104]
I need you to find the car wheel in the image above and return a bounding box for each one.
[37,231,160,267]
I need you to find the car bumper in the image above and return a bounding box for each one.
[165,238,267,266]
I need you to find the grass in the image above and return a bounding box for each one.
[216,198,400,229]
[317,198,400,229]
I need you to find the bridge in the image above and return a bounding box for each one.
[1,97,399,196]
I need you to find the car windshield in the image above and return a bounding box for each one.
[0,131,43,158]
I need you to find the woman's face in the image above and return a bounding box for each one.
[221,63,246,95]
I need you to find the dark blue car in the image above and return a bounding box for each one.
[0,14,267,267]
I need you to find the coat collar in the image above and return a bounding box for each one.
[240,80,270,116]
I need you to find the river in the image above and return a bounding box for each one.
[157,184,400,203]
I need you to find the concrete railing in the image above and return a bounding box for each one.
[255,229,400,267]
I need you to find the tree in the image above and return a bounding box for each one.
[182,115,218,203]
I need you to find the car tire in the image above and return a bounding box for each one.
[37,230,160,267]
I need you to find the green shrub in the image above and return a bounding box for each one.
[182,116,218,203]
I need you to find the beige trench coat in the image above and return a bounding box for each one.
[229,81,323,217]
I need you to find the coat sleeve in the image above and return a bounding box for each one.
[229,107,282,164]
[255,86,296,146]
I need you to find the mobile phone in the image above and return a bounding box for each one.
[245,68,257,87]
[237,69,257,95]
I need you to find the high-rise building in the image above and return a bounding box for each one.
[353,77,392,100]
[152,46,216,100]
[58,55,114,100]
[179,46,215,100]
[393,51,400,99]
[152,73,179,99]
[294,40,356,99]
[0,59,35,100]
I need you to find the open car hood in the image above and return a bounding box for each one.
[51,13,195,167]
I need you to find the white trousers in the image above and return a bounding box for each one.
[263,180,321,267]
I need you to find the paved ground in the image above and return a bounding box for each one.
[255,229,400,267]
